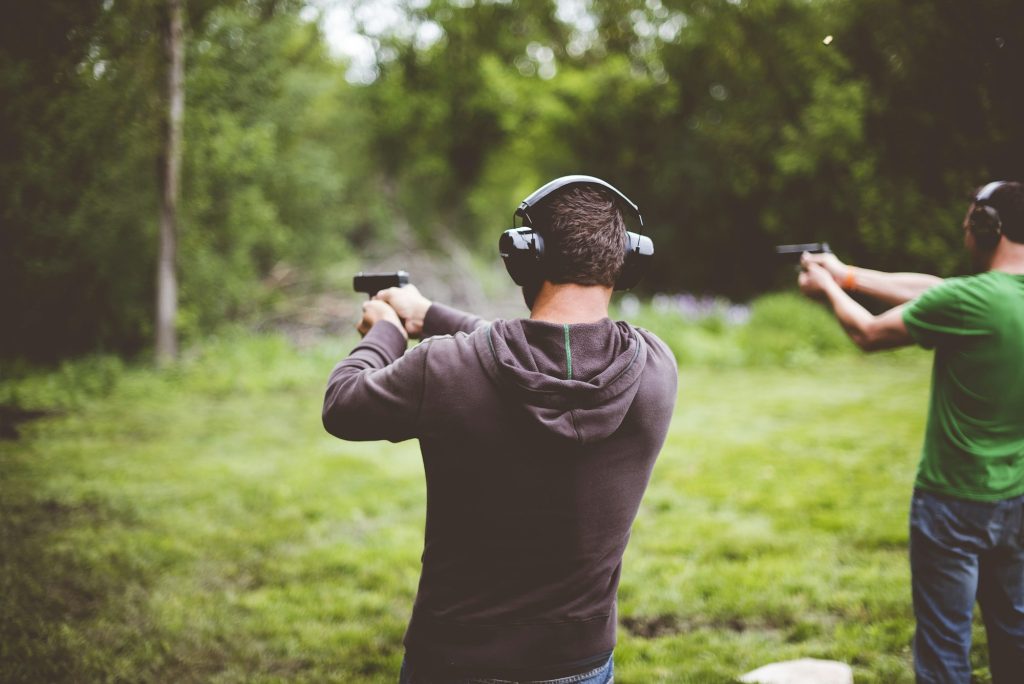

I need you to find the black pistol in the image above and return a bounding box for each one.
[353,271,410,298]
[775,242,831,259]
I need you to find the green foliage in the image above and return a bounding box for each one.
[3,0,1023,362]
[740,293,856,365]
[617,291,855,368]
[356,0,1021,302]
[1,1,375,361]
[175,3,385,339]
[0,355,126,412]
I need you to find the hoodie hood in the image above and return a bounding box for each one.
[474,317,648,443]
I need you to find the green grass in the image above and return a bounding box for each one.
[0,312,997,682]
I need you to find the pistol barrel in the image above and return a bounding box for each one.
[353,270,410,296]
[775,242,831,255]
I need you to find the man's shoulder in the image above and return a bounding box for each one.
[907,275,971,314]
[416,325,489,362]
[627,326,679,412]
[419,326,486,347]
[629,325,678,374]
[630,324,671,351]
[919,271,1022,311]
[929,270,1022,293]
[903,270,1024,347]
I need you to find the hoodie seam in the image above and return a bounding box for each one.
[568,409,583,442]
[416,338,435,429]
[486,323,496,364]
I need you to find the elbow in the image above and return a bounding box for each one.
[322,372,361,439]
[322,384,355,439]
[851,321,896,353]
[322,405,363,440]
[323,389,377,441]
[857,338,885,353]
[850,330,880,352]
[322,405,341,438]
[322,394,365,440]
[322,404,345,438]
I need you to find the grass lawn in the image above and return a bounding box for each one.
[0,331,997,682]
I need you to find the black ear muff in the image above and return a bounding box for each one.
[499,174,654,291]
[970,206,1002,249]
[498,227,545,286]
[969,181,1007,250]
[617,232,654,291]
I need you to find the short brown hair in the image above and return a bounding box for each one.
[530,185,627,288]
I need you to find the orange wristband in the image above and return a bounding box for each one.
[841,267,857,291]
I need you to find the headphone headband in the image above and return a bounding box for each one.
[515,175,643,229]
[969,180,1008,250]
[499,174,653,293]
[975,181,1007,204]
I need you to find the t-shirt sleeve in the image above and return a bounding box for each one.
[902,278,985,349]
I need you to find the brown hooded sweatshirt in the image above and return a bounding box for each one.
[322,302,677,678]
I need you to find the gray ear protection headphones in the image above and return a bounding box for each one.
[969,181,1008,250]
[498,175,654,291]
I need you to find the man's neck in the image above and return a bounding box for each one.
[529,282,613,324]
[987,239,1024,274]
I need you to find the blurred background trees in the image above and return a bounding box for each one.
[2,0,1022,362]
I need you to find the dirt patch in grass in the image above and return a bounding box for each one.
[621,613,796,638]
[0,404,60,439]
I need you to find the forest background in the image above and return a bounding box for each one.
[3,0,1023,363]
[4,1,1024,681]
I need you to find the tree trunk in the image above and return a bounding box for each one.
[156,0,184,364]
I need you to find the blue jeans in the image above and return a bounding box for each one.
[910,489,1024,683]
[398,654,613,684]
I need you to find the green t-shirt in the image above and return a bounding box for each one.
[902,271,1024,501]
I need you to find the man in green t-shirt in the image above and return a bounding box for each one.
[798,180,1024,683]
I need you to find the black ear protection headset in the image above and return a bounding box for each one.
[968,181,1007,250]
[498,175,654,291]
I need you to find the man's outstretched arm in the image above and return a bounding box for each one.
[375,285,487,338]
[802,252,943,307]
[800,263,914,352]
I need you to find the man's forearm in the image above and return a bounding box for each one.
[843,267,942,306]
[421,302,487,337]
[823,278,876,348]
[822,278,911,352]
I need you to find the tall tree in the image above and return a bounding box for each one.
[157,0,185,364]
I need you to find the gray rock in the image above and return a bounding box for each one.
[739,658,853,684]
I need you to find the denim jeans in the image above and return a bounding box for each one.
[909,489,1024,683]
[398,654,613,684]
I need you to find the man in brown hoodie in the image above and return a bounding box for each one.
[322,177,678,683]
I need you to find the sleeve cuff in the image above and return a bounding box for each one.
[901,307,933,349]
[363,319,409,361]
[422,302,461,338]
